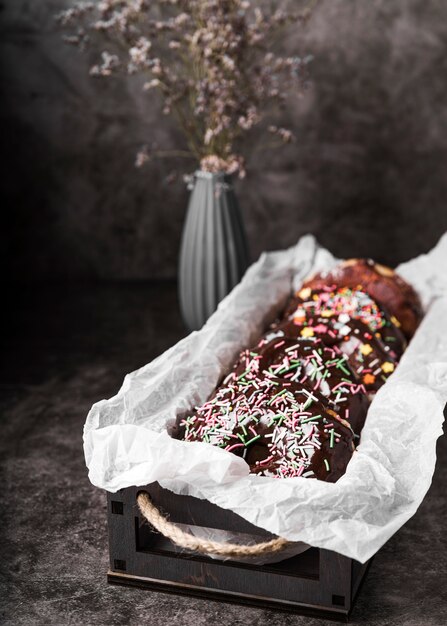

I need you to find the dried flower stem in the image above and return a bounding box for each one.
[56,0,318,176]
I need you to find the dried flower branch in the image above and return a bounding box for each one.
[56,0,317,176]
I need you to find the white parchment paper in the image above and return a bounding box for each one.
[84,234,447,563]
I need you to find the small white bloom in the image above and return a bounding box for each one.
[204,128,214,145]
[143,79,161,90]
[222,55,235,71]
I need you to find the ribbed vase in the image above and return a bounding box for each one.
[178,170,250,331]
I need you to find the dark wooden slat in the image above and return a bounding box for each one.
[107,571,350,622]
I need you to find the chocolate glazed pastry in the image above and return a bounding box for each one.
[285,285,407,360]
[268,313,398,394]
[228,337,369,437]
[334,318,398,394]
[174,257,418,481]
[302,258,423,339]
[178,376,355,481]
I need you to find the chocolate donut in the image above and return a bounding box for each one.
[228,337,369,436]
[333,318,398,394]
[285,286,406,360]
[179,376,354,481]
[268,312,397,394]
[302,258,423,339]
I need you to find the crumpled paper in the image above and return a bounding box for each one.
[84,234,447,564]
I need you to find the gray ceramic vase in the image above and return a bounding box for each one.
[179,170,250,331]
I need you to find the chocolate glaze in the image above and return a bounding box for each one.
[302,258,423,339]
[285,286,407,360]
[177,375,354,480]
[270,314,397,394]
[229,337,369,436]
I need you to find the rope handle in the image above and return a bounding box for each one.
[136,491,291,558]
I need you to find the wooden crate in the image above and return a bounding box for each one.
[106,482,372,622]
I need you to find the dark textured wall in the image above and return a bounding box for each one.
[2,0,447,281]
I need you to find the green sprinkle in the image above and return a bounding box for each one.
[324,459,330,472]
[301,414,322,423]
[245,434,261,446]
[275,412,287,426]
[268,388,288,405]
[336,360,351,376]
[278,361,302,374]
[238,367,251,380]
[329,429,335,448]
[287,362,302,373]
[303,396,314,410]
[325,359,338,366]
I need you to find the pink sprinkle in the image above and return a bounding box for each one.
[225,443,245,452]
[313,323,329,333]
[331,381,354,392]
[259,455,274,466]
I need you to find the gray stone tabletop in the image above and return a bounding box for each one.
[1,284,446,626]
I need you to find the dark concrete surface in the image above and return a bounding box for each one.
[2,0,447,281]
[1,283,446,625]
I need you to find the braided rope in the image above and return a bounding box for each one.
[136,491,291,558]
